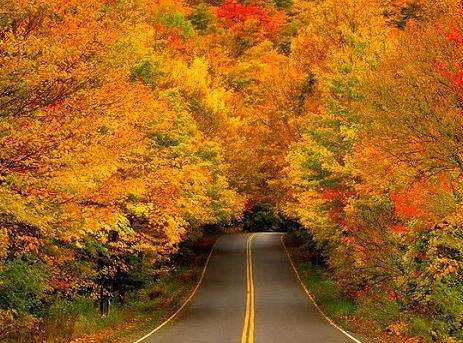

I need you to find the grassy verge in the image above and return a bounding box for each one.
[283,234,411,343]
[61,235,217,343]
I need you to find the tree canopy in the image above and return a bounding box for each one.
[0,0,462,341]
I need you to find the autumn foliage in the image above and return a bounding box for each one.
[282,0,463,340]
[0,0,462,341]
[216,1,285,35]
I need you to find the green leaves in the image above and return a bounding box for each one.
[0,258,49,315]
[153,11,194,36]
[130,59,163,86]
[188,4,213,34]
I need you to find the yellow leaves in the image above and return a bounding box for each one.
[340,125,357,141]
[0,0,246,259]
[291,29,330,71]
[126,203,153,218]
[171,58,210,94]
[109,22,158,70]
[0,188,51,233]
[243,41,277,62]
[0,228,8,261]
[0,0,260,313]
[292,189,327,228]
[164,216,186,246]
[428,258,460,280]
[206,88,230,114]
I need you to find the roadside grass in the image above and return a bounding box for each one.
[1,268,198,343]
[283,234,449,343]
[22,236,217,343]
[284,235,403,342]
[292,259,361,333]
[76,268,198,343]
[69,255,208,343]
[298,261,357,318]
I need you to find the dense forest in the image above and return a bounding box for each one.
[0,0,462,341]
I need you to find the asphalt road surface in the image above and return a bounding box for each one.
[141,233,359,343]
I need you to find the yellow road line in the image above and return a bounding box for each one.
[248,234,255,343]
[241,233,256,343]
[241,236,250,343]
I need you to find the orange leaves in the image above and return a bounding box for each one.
[216,1,284,34]
[454,71,463,88]
[446,25,463,45]
[49,278,74,292]
[434,19,463,101]
[216,0,286,39]
[2,0,463,339]
[388,175,452,228]
[321,189,346,201]
[391,224,408,234]
[217,1,266,25]
[390,191,421,219]
[0,228,8,261]
[0,0,245,279]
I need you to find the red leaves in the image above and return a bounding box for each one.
[446,26,463,45]
[435,23,463,96]
[216,1,285,36]
[390,191,421,218]
[50,278,74,291]
[436,21,463,45]
[217,1,267,25]
[454,71,463,88]
[436,63,463,91]
[44,99,66,111]
[391,224,408,234]
[321,189,344,201]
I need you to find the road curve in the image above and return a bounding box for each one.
[140,232,357,343]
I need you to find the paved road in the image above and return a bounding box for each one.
[141,232,357,343]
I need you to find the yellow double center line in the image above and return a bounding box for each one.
[241,233,256,343]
